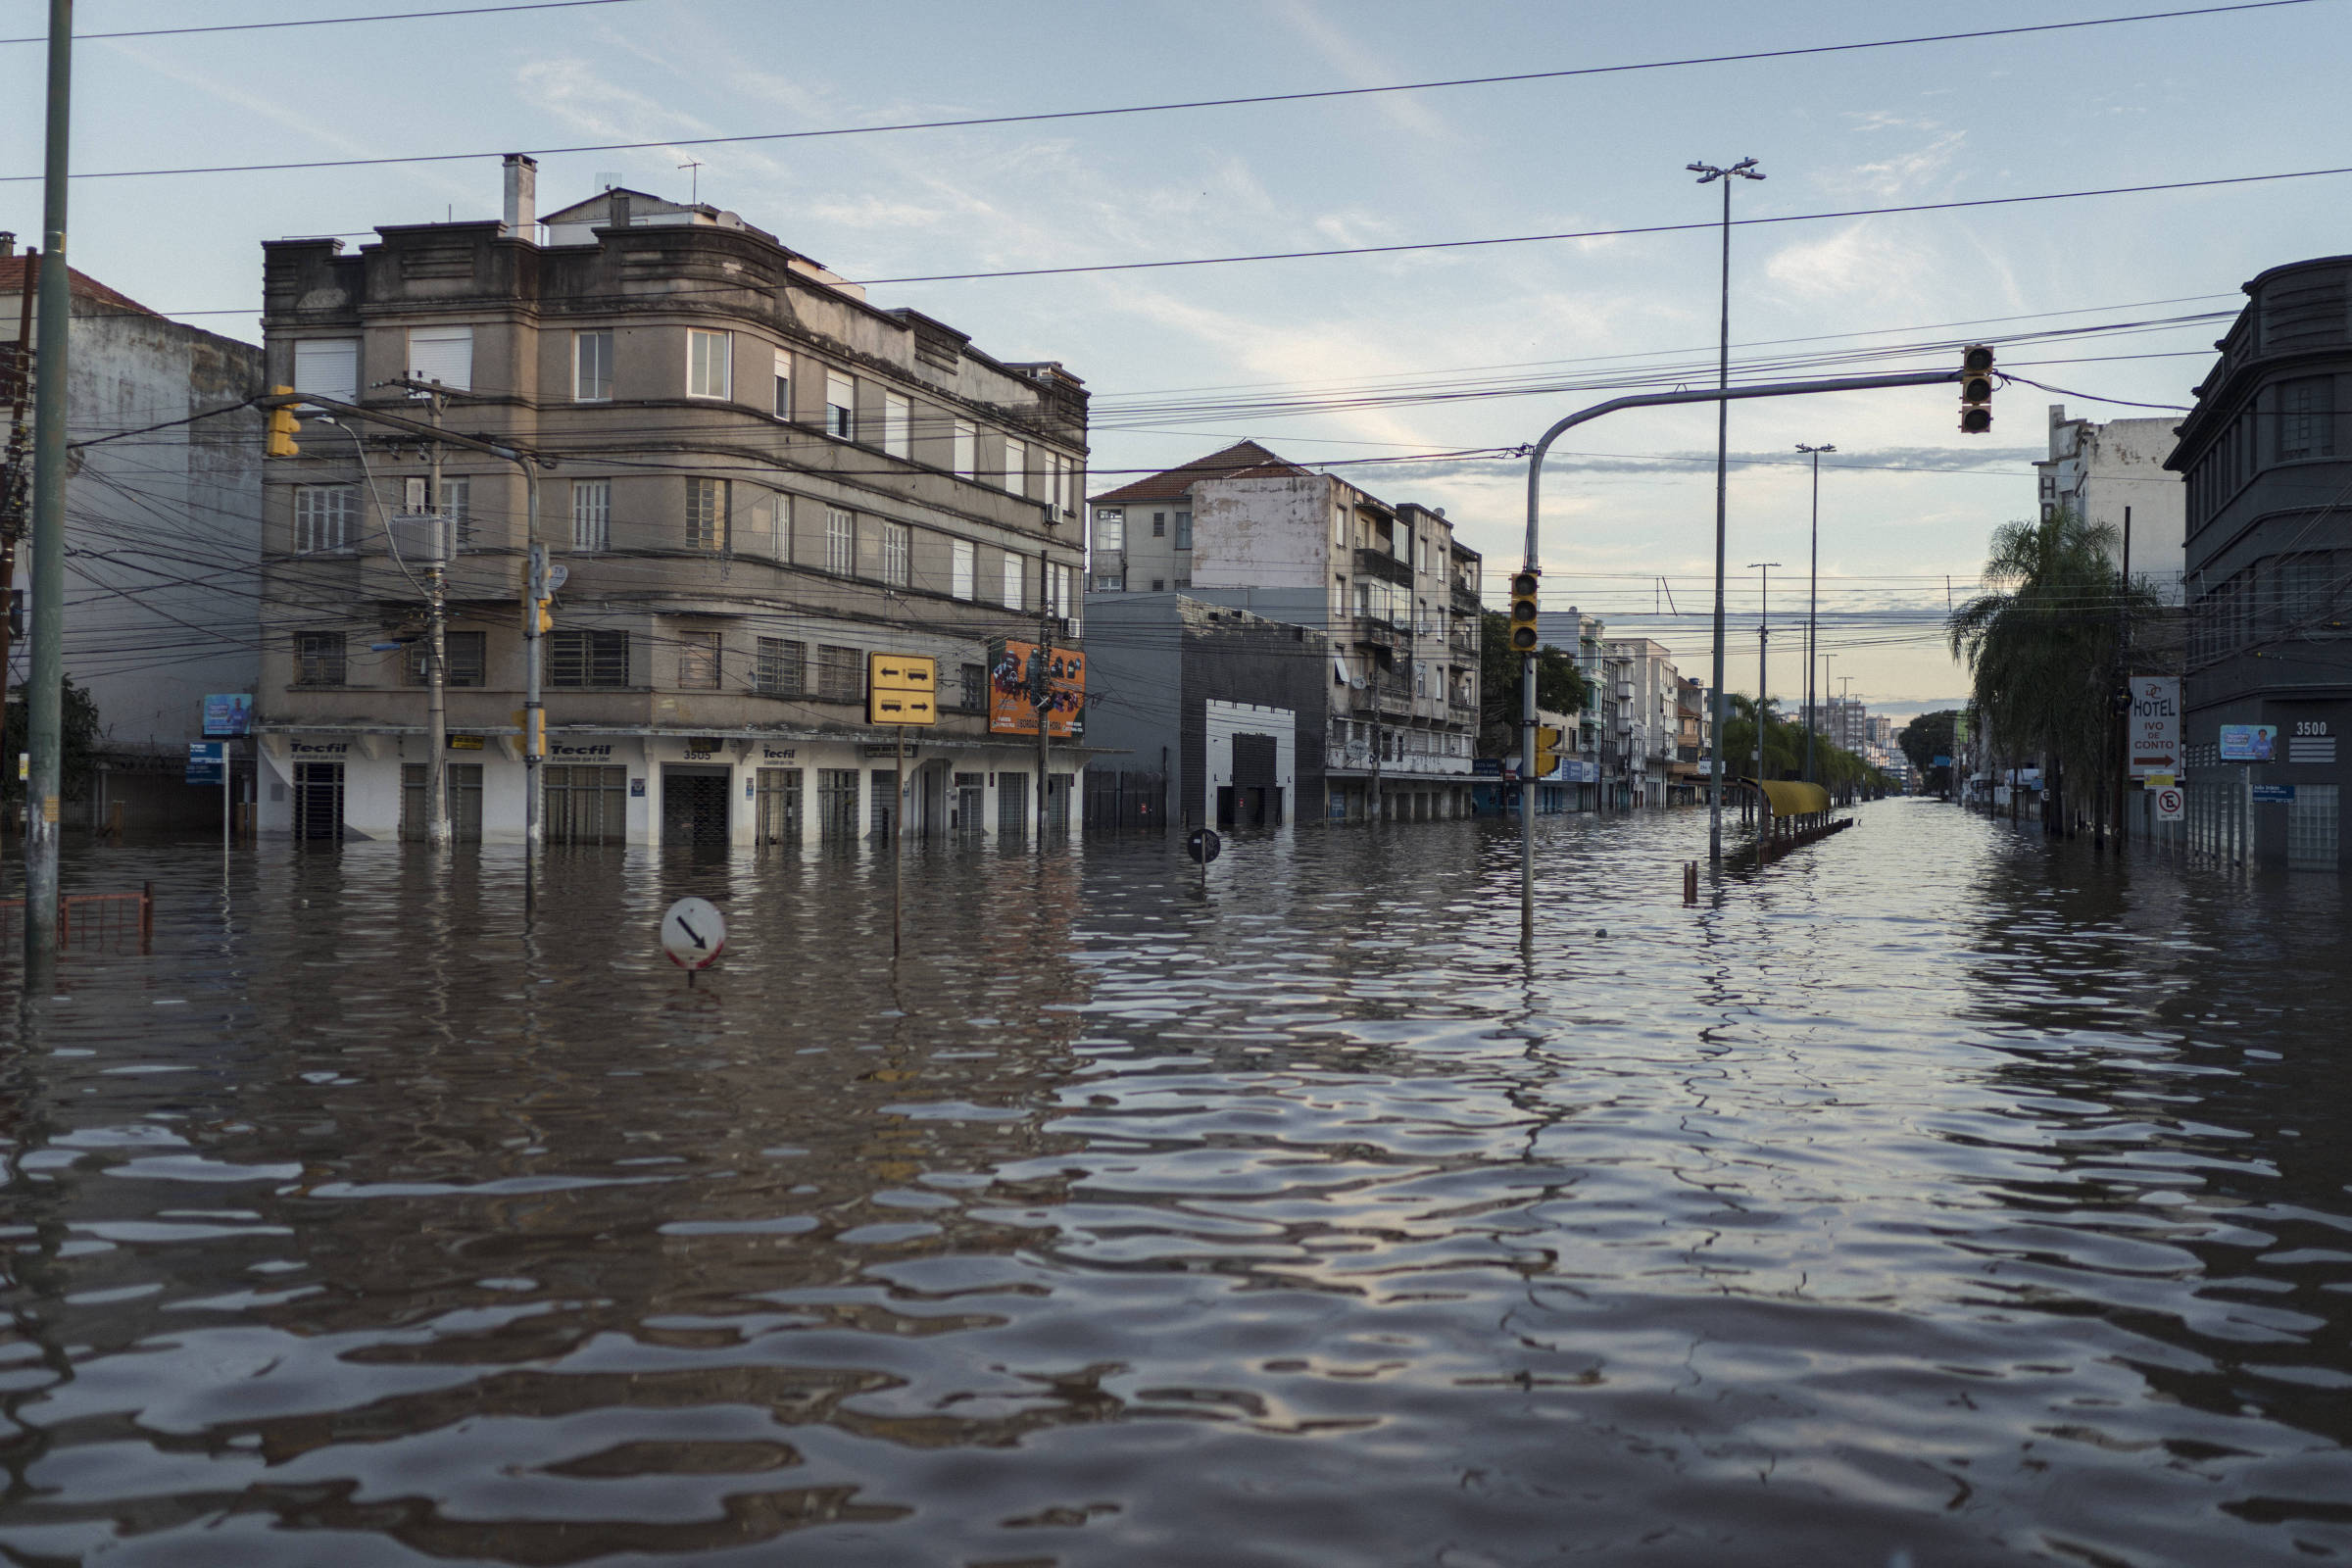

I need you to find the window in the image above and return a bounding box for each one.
[881,520,910,587]
[687,330,732,400]
[755,767,802,846]
[816,643,861,702]
[441,476,472,550]
[294,631,345,685]
[953,419,976,478]
[1004,437,1027,495]
[1174,510,1193,550]
[2280,375,2336,462]
[1152,512,1166,537]
[571,479,612,551]
[884,393,910,459]
[1003,554,1024,610]
[766,491,791,560]
[1094,572,1123,592]
[772,348,792,418]
[574,330,612,401]
[408,326,472,392]
[826,506,855,575]
[959,662,986,711]
[1095,509,1124,552]
[408,629,486,687]
[293,484,357,553]
[548,628,628,687]
[686,477,729,552]
[817,768,860,841]
[677,629,721,690]
[1152,578,1165,592]
[952,539,975,600]
[293,338,359,405]
[756,636,805,696]
[826,371,855,439]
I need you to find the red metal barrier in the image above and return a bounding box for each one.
[0,883,153,954]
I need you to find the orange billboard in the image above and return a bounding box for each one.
[988,640,1086,737]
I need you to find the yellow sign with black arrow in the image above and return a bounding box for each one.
[867,653,938,726]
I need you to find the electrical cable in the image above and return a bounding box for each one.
[0,0,650,47]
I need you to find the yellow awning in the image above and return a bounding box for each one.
[1752,779,1832,817]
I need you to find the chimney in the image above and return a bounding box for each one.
[502,153,537,236]
[0,232,14,259]
[610,193,631,231]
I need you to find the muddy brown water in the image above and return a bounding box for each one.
[3,800,2349,1565]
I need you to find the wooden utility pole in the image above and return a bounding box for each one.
[1036,547,1053,851]
[0,248,36,691]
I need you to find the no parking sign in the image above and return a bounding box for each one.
[2153,784,2184,821]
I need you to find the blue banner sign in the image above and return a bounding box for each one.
[203,694,253,738]
[2251,783,2296,804]
[185,741,224,786]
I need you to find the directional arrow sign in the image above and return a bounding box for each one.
[660,897,727,970]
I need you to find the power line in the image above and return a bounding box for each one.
[854,164,2352,284]
[0,0,2322,182]
[0,0,650,47]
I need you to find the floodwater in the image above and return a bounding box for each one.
[3,802,2351,1566]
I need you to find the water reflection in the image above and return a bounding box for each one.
[2,804,2350,1564]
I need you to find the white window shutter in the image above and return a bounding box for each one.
[409,326,473,392]
[294,339,359,405]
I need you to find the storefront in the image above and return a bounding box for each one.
[255,727,1085,848]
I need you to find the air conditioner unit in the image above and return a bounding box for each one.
[388,512,452,567]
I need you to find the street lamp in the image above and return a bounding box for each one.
[1796,442,1835,784]
[1690,156,1764,873]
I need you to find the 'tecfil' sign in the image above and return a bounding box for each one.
[867,653,938,726]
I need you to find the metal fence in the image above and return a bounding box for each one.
[1085,769,1167,834]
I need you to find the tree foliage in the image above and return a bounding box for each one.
[2,676,103,805]
[1479,611,1590,755]
[1716,693,1887,794]
[1946,508,2158,820]
[1897,710,1958,793]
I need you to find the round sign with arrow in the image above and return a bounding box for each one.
[660,897,727,970]
[1187,827,1222,865]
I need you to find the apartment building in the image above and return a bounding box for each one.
[254,163,1088,846]
[1532,607,1607,809]
[1,240,264,831]
[1089,442,1481,822]
[1602,637,1681,808]
[1674,677,1709,804]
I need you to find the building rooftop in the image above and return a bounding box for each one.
[1089,439,1308,506]
[0,251,159,318]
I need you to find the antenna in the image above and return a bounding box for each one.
[678,158,705,204]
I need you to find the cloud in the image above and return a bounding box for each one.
[1764,221,1935,304]
[1848,130,1966,200]
[1270,0,1454,142]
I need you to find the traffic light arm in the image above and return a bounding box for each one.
[1514,361,1976,928]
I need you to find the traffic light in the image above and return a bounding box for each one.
[1959,346,1994,434]
[1533,724,1562,778]
[1508,567,1541,652]
[264,386,301,459]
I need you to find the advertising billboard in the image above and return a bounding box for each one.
[2219,723,2277,762]
[203,693,253,738]
[2127,676,2179,778]
[988,640,1086,737]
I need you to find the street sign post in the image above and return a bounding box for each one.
[2252,783,2296,805]
[2153,783,2184,821]
[1187,826,1221,891]
[660,897,726,981]
[867,654,938,957]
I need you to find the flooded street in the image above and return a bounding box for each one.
[4,800,2351,1565]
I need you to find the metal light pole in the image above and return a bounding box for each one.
[1748,563,1780,793]
[23,0,72,966]
[1795,442,1834,784]
[1689,156,1764,873]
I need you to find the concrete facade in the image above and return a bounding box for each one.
[2168,252,2352,871]
[1,244,264,832]
[2037,403,2187,600]
[251,167,1088,847]
[1089,443,1479,823]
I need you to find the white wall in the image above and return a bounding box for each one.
[1191,476,1332,592]
[1204,698,1296,826]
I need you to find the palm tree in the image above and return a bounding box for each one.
[1947,508,2157,834]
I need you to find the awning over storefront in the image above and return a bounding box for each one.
[1751,778,1832,817]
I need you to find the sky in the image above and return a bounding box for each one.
[5,0,2350,717]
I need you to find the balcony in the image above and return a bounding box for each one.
[1451,583,1483,615]
[1348,616,1405,654]
[1353,547,1414,588]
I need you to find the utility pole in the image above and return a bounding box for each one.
[1796,442,1834,784]
[421,391,451,848]
[1748,563,1780,796]
[2116,505,2132,848]
[1689,156,1765,872]
[24,0,72,965]
[1036,546,1053,851]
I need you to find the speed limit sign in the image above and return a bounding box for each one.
[2153,784,2184,821]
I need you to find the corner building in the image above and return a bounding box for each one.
[254,167,1089,846]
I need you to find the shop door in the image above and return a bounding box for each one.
[1232,734,1278,826]
[292,762,343,841]
[955,773,985,834]
[401,762,484,842]
[997,771,1027,839]
[545,764,627,845]
[755,767,802,847]
[661,765,731,849]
